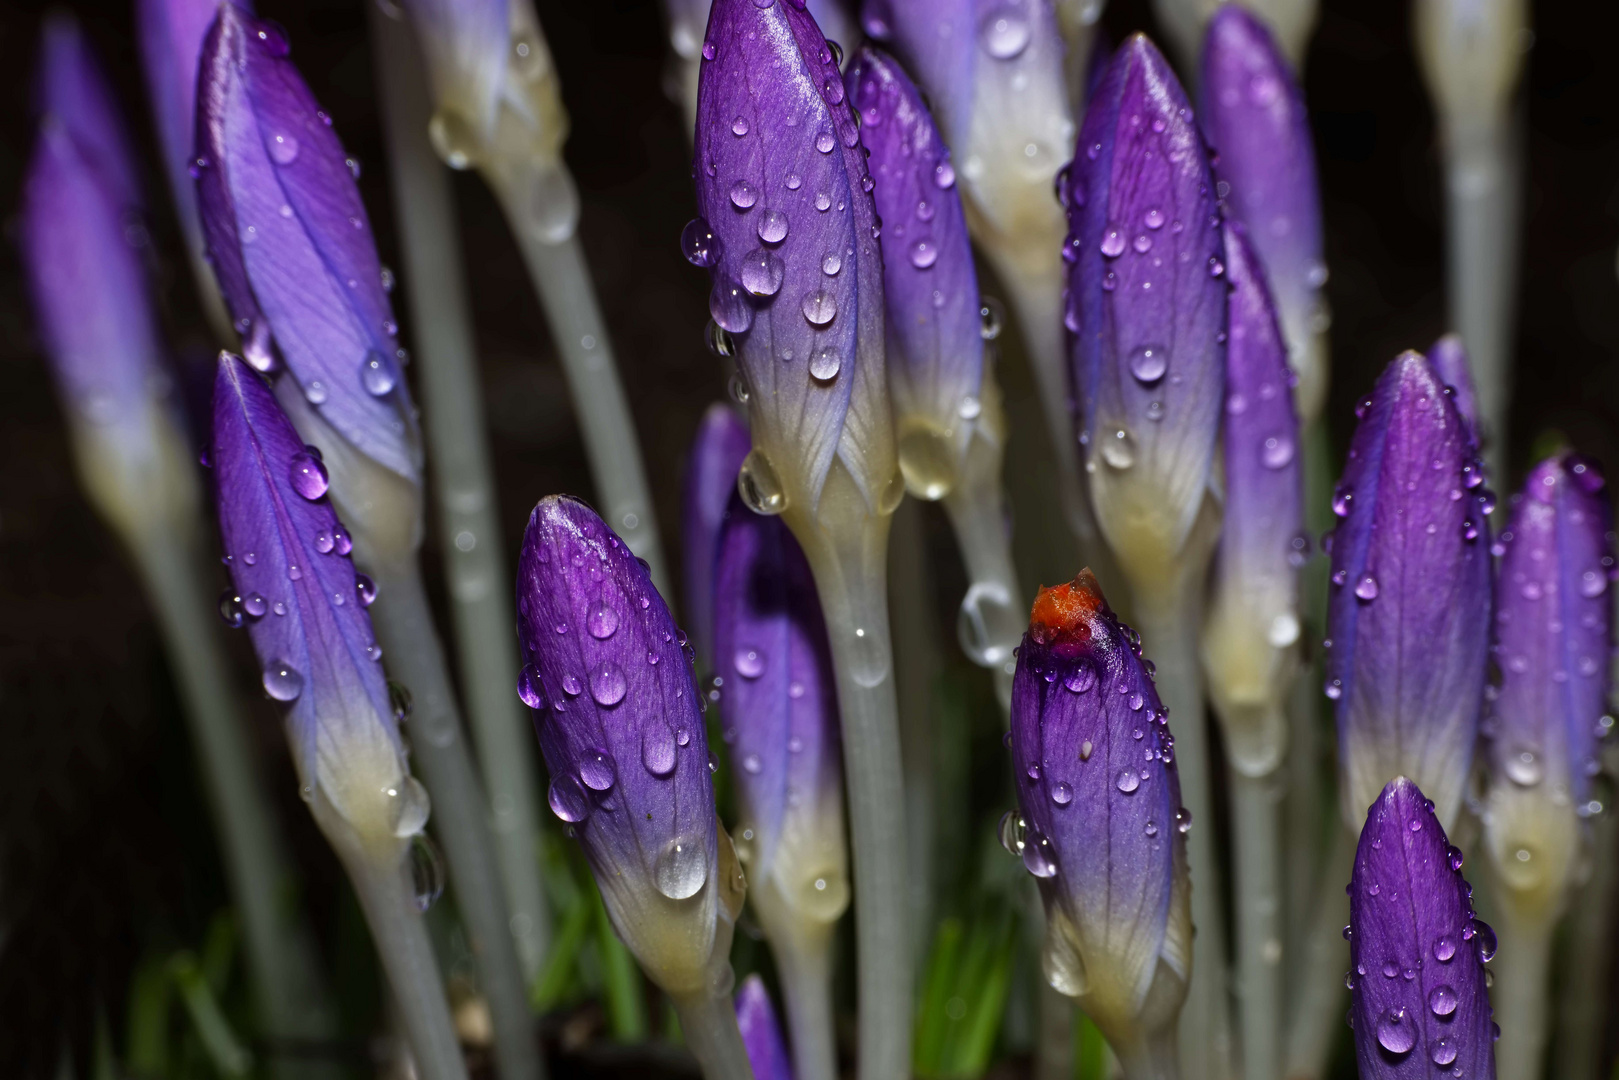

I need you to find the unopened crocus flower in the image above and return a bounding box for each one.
[195,3,423,562]
[1201,6,1328,423]
[735,974,794,1080]
[1202,222,1302,777]
[1065,33,1226,589]
[1428,333,1480,443]
[683,403,752,668]
[1006,570,1192,1076]
[1347,777,1496,1079]
[22,14,194,541]
[714,490,846,1080]
[1326,351,1493,830]
[517,495,745,1005]
[692,0,896,529]
[1152,0,1317,73]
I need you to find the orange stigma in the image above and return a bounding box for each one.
[1029,569,1108,646]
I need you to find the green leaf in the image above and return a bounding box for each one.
[169,952,253,1078]
[591,885,648,1042]
[126,955,172,1078]
[1075,1011,1106,1080]
[531,888,593,1012]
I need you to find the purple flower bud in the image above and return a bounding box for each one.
[1066,35,1226,575]
[212,354,417,842]
[516,496,742,992]
[1008,571,1191,1046]
[38,15,142,209]
[1327,351,1492,829]
[1428,334,1480,444]
[735,974,794,1080]
[682,403,752,668]
[1202,222,1303,775]
[664,0,857,124]
[691,0,895,519]
[1347,777,1496,1078]
[1201,6,1328,421]
[847,45,984,502]
[714,491,848,926]
[1482,455,1613,896]
[195,4,420,484]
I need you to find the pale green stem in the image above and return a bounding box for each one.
[941,440,1022,715]
[1230,767,1283,1080]
[329,830,469,1080]
[670,986,757,1080]
[130,530,337,1077]
[1555,798,1619,1080]
[1441,113,1521,478]
[772,927,839,1080]
[368,0,552,982]
[889,498,941,955]
[1494,902,1553,1080]
[368,564,543,1080]
[1037,985,1075,1080]
[1281,823,1355,1079]
[1112,1029,1183,1080]
[795,501,911,1080]
[1133,587,1232,1080]
[484,181,668,595]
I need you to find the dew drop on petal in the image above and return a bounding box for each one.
[355,574,378,607]
[802,290,838,326]
[290,452,329,499]
[263,661,304,701]
[589,662,627,706]
[587,600,619,639]
[655,835,709,899]
[1128,344,1168,385]
[1116,769,1141,794]
[1430,1038,1457,1067]
[579,749,616,791]
[361,350,398,395]
[757,208,789,243]
[517,663,546,708]
[549,774,590,821]
[642,723,678,777]
[1428,984,1458,1017]
[1051,781,1073,805]
[735,647,766,678]
[730,180,758,209]
[1022,830,1058,877]
[1375,1008,1415,1054]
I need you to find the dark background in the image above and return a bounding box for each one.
[1,0,1616,1074]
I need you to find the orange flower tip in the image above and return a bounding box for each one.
[1029,569,1108,646]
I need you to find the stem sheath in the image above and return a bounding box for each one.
[369,565,543,1080]
[1230,768,1283,1080]
[671,986,757,1080]
[1112,1029,1183,1080]
[1281,823,1355,1079]
[1493,903,1553,1080]
[773,928,839,1080]
[1555,799,1619,1080]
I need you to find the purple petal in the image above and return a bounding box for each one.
[1010,571,1190,1036]
[22,23,164,433]
[1201,7,1326,417]
[195,5,420,483]
[713,491,844,906]
[1348,778,1495,1078]
[1487,455,1613,806]
[397,0,509,139]
[682,403,752,668]
[1067,35,1225,562]
[735,974,795,1080]
[693,0,889,513]
[516,496,724,978]
[212,355,408,833]
[1428,334,1480,445]
[847,46,983,495]
[1327,352,1492,828]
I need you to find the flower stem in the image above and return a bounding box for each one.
[130,529,338,1077]
[1230,767,1283,1080]
[670,985,756,1080]
[484,182,667,595]
[1555,789,1619,1080]
[1281,823,1355,1079]
[368,564,543,1080]
[1132,583,1232,1080]
[325,824,467,1080]
[772,926,839,1080]
[791,476,911,1080]
[368,1,553,983]
[1112,1029,1183,1080]
[889,499,942,950]
[1493,901,1553,1080]
[1036,984,1075,1080]
[941,423,1022,715]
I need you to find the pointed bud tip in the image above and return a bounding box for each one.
[1030,569,1109,647]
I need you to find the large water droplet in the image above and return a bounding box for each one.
[802,289,838,326]
[549,774,590,821]
[1175,807,1193,834]
[998,811,1026,855]
[1427,984,1458,1017]
[268,133,299,165]
[1354,574,1379,601]
[589,662,627,706]
[643,723,678,777]
[734,647,766,679]
[390,776,431,838]
[220,589,246,628]
[579,749,617,790]
[410,833,444,912]
[1051,781,1073,806]
[681,218,718,267]
[587,600,620,640]
[655,835,710,899]
[243,593,267,618]
[1100,226,1126,258]
[810,347,842,381]
[290,452,329,499]
[1065,663,1097,693]
[1430,1038,1457,1067]
[263,661,304,702]
[1503,746,1543,786]
[757,208,789,244]
[738,449,788,515]
[1128,345,1168,385]
[898,424,959,500]
[710,277,753,334]
[978,6,1031,58]
[729,180,759,209]
[909,240,938,269]
[1116,769,1141,794]
[1262,434,1296,469]
[517,663,546,709]
[740,248,785,297]
[355,574,378,607]
[1100,428,1136,469]
[1022,830,1058,877]
[1375,1009,1415,1054]
[360,350,398,396]
[428,108,480,169]
[1471,919,1497,961]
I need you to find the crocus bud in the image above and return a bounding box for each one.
[1428,333,1480,443]
[1413,0,1527,132]
[714,491,848,930]
[1065,34,1226,586]
[735,974,794,1080]
[1202,222,1302,777]
[1201,6,1329,423]
[1152,0,1317,73]
[683,403,752,669]
[691,0,897,525]
[1326,351,1492,830]
[1006,570,1192,1064]
[212,354,419,851]
[22,15,195,542]
[516,496,744,995]
[1481,455,1614,910]
[847,45,984,502]
[1347,777,1496,1078]
[195,4,423,561]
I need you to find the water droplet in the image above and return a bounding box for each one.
[978,6,1031,58]
[1065,663,1097,693]
[908,239,938,269]
[1446,845,1465,871]
[740,248,785,297]
[729,180,759,209]
[354,574,377,607]
[268,133,299,165]
[1354,574,1379,601]
[757,208,789,244]
[979,297,1005,339]
[809,347,842,381]
[428,108,480,169]
[219,589,246,628]
[1262,434,1295,469]
[263,661,304,701]
[738,449,789,514]
[654,835,709,899]
[1050,781,1073,806]
[1430,1037,1457,1066]
[815,131,836,153]
[732,115,750,136]
[241,592,266,618]
[1428,984,1458,1017]
[1583,569,1608,598]
[1100,227,1126,257]
[1144,208,1165,229]
[1022,830,1058,877]
[410,833,444,912]
[289,452,329,499]
[589,662,627,706]
[1472,919,1497,961]
[681,218,718,267]
[1116,769,1141,794]
[710,277,753,334]
[360,350,398,396]
[1504,746,1543,786]
[1100,428,1136,469]
[1133,233,1153,253]
[517,663,546,708]
[579,749,617,790]
[734,647,766,678]
[802,289,838,326]
[1176,807,1193,834]
[1128,345,1168,385]
[335,528,353,555]
[998,811,1026,855]
[1433,935,1457,962]
[898,424,959,500]
[1324,679,1343,700]
[643,723,677,777]
[1375,1008,1415,1054]
[549,774,590,821]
